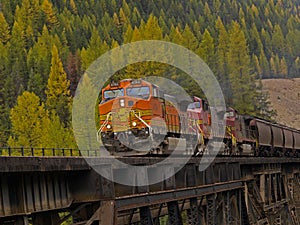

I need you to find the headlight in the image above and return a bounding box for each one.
[120,99,125,107]
[132,121,137,127]
[106,124,111,129]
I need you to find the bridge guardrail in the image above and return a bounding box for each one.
[0,147,101,157]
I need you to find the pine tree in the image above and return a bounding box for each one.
[271,24,285,57]
[215,17,230,100]
[181,24,198,51]
[27,26,52,99]
[42,112,76,150]
[45,44,72,127]
[140,14,163,40]
[81,28,109,70]
[9,21,28,99]
[8,91,48,148]
[259,49,270,78]
[42,0,59,31]
[255,80,277,120]
[27,70,44,97]
[197,29,215,70]
[253,54,262,76]
[168,25,183,45]
[0,42,10,145]
[249,23,263,56]
[270,55,277,76]
[0,12,10,44]
[279,57,288,78]
[123,24,134,44]
[69,0,78,15]
[227,21,256,114]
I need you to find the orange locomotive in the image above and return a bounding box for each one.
[97,79,198,155]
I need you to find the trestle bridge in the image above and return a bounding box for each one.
[0,148,300,225]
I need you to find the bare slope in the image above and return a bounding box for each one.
[261,78,300,130]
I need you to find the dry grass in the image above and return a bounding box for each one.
[261,78,300,130]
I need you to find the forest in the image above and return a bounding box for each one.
[0,0,299,148]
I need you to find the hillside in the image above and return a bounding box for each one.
[0,0,299,146]
[262,78,300,129]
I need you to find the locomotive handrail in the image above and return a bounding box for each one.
[97,112,113,143]
[131,110,154,142]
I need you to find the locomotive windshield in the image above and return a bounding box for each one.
[127,86,150,99]
[103,88,124,99]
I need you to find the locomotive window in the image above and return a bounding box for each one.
[153,88,158,97]
[195,102,201,108]
[225,111,235,118]
[103,88,124,99]
[188,103,195,109]
[203,101,209,111]
[127,86,150,99]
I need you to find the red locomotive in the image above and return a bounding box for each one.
[97,78,300,157]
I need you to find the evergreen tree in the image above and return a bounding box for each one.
[140,14,163,40]
[168,25,183,45]
[227,21,256,114]
[181,24,198,51]
[42,112,76,149]
[0,12,11,44]
[69,0,78,15]
[27,70,44,97]
[45,44,72,127]
[41,0,59,31]
[279,57,288,78]
[249,23,263,56]
[8,91,48,148]
[270,55,277,76]
[259,49,270,78]
[197,28,215,70]
[215,17,230,100]
[255,80,277,120]
[271,24,286,57]
[81,27,109,70]
[27,26,53,99]
[9,21,28,100]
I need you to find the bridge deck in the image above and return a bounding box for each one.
[0,156,300,172]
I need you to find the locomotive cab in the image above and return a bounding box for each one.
[98,79,170,154]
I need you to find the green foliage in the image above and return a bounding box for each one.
[0,12,11,44]
[8,91,76,150]
[80,27,109,70]
[8,91,48,147]
[0,0,299,146]
[45,44,72,127]
[227,21,257,115]
[41,0,59,31]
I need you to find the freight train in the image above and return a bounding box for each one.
[97,79,300,157]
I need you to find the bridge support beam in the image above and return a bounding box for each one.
[186,198,200,225]
[167,201,183,225]
[206,194,216,225]
[140,206,154,225]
